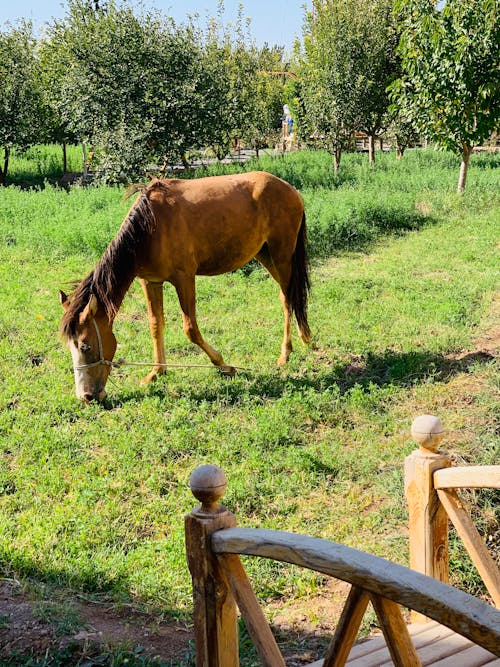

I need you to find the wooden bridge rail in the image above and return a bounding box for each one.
[185,416,500,666]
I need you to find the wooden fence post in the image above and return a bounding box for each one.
[404,415,451,622]
[185,464,239,666]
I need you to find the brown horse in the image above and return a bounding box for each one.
[59,171,311,401]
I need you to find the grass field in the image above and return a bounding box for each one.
[0,146,498,664]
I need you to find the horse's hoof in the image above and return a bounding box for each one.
[218,365,236,378]
[140,371,160,385]
[277,355,289,367]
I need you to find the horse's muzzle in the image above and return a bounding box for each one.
[81,389,107,403]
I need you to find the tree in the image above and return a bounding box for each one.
[0,21,43,185]
[298,0,400,172]
[298,1,360,173]
[43,0,159,180]
[197,4,260,161]
[38,26,78,174]
[353,0,400,163]
[42,0,266,178]
[133,17,209,170]
[392,0,500,193]
[243,46,289,156]
[386,106,420,159]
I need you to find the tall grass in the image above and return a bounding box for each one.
[3,147,498,260]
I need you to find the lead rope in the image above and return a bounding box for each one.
[73,320,251,373]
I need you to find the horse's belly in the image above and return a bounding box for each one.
[196,246,257,275]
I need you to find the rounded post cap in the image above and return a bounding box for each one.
[411,414,444,452]
[189,464,227,509]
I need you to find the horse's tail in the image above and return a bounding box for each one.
[287,212,311,342]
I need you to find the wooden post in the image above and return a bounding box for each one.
[185,464,239,666]
[404,415,451,622]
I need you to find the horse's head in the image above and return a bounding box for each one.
[59,290,117,402]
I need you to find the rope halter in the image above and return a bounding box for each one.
[73,319,114,370]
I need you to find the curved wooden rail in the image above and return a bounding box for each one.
[433,465,500,489]
[212,527,500,656]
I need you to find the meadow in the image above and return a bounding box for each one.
[0,146,498,664]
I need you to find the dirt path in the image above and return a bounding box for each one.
[0,579,193,664]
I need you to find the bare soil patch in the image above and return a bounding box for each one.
[0,580,193,664]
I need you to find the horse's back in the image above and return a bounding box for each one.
[156,171,301,210]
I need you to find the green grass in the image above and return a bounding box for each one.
[5,145,83,188]
[0,147,498,663]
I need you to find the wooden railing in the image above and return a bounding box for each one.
[405,414,500,615]
[185,415,500,666]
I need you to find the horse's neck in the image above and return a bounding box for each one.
[95,193,153,317]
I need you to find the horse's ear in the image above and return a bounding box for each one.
[59,290,70,311]
[79,294,98,325]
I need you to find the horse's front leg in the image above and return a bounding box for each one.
[172,273,235,376]
[140,279,167,384]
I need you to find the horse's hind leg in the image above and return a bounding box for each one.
[255,246,292,366]
[140,279,167,384]
[172,273,235,375]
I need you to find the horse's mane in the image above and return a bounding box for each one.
[60,180,166,340]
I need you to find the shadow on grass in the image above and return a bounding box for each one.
[108,348,496,408]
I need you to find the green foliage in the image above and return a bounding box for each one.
[298,0,399,169]
[32,0,289,180]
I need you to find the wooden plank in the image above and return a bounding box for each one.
[434,466,500,490]
[345,624,459,667]
[309,625,491,667]
[306,624,482,667]
[322,586,369,667]
[343,639,394,666]
[216,553,286,667]
[212,527,500,656]
[430,644,500,666]
[370,594,422,666]
[185,511,239,666]
[408,621,455,639]
[185,465,239,667]
[437,488,500,607]
[380,630,472,666]
[342,635,387,660]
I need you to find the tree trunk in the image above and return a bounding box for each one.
[368,134,375,164]
[457,144,472,194]
[62,142,68,174]
[396,141,406,160]
[82,143,88,177]
[0,146,10,186]
[333,146,342,174]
